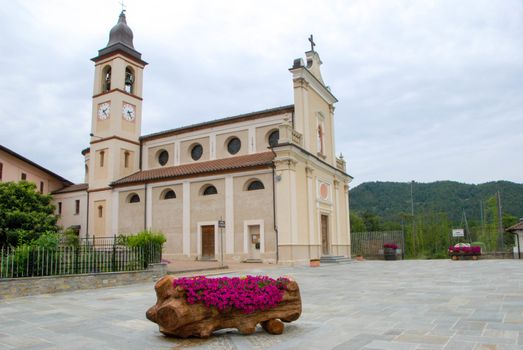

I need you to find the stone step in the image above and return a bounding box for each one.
[320,255,352,264]
[243,259,263,263]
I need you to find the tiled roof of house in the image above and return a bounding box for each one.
[111,151,275,186]
[507,220,523,232]
[52,183,88,194]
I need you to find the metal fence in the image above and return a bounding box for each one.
[0,237,162,279]
[351,231,405,259]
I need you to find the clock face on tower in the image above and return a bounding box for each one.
[122,103,136,121]
[97,102,111,120]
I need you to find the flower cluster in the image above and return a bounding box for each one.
[448,246,481,254]
[383,243,398,249]
[173,275,289,314]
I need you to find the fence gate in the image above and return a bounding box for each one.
[351,231,405,260]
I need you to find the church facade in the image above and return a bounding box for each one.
[56,12,353,264]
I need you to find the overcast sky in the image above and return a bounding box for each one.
[1,0,522,187]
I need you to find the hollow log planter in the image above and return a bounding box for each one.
[146,275,302,338]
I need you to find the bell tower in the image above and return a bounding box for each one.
[87,11,147,236]
[89,10,147,189]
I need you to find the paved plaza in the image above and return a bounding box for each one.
[1,260,523,350]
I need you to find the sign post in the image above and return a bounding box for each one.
[452,229,465,238]
[218,218,225,268]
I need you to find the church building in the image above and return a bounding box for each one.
[55,11,353,264]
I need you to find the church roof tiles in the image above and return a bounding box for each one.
[111,151,275,187]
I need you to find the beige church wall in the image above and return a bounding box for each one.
[119,148,136,178]
[306,89,334,165]
[255,124,280,152]
[189,179,225,255]
[215,130,248,158]
[118,189,145,235]
[53,191,87,237]
[121,115,137,134]
[151,184,183,258]
[0,150,65,193]
[232,173,275,258]
[278,245,315,265]
[92,199,107,236]
[147,144,174,169]
[294,162,309,245]
[93,148,109,182]
[95,110,110,134]
[180,137,210,164]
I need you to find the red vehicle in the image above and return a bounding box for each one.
[448,245,481,260]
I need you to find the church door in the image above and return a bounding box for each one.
[321,214,329,255]
[201,225,215,259]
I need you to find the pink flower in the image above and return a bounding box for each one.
[173,275,290,314]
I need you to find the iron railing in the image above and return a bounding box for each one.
[0,236,162,279]
[351,231,405,259]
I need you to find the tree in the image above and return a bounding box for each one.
[0,181,59,247]
[349,212,366,232]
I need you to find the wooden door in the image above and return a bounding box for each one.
[201,225,215,259]
[321,215,329,255]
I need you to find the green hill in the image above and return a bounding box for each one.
[349,180,523,224]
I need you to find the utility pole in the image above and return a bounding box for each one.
[410,181,415,254]
[497,191,504,250]
[479,199,485,236]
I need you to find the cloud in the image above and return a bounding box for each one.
[0,0,522,187]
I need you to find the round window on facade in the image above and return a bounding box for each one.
[227,137,241,155]
[191,144,203,161]
[158,150,169,166]
[268,130,280,147]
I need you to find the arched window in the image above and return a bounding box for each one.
[191,144,203,161]
[247,180,265,191]
[125,67,134,94]
[202,185,218,196]
[99,150,105,167]
[268,130,279,147]
[227,137,241,155]
[161,189,176,200]
[102,65,111,92]
[158,150,169,166]
[97,205,103,218]
[128,193,140,203]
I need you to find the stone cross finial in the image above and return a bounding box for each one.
[308,35,316,52]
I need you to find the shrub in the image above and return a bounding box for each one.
[121,230,166,248]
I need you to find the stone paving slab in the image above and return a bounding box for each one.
[1,260,523,349]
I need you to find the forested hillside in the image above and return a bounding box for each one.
[349,181,523,258]
[350,181,523,224]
